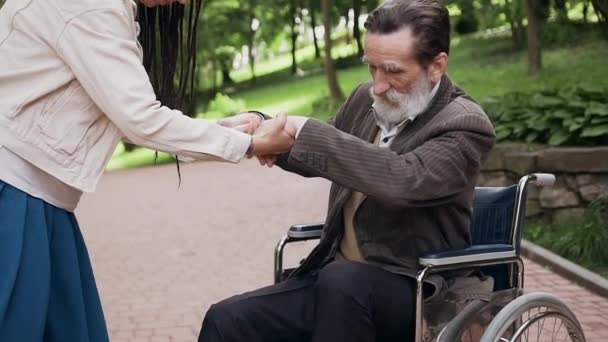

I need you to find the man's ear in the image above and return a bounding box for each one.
[428,52,448,83]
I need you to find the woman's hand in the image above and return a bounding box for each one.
[218,113,263,135]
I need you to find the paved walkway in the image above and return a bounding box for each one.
[76,160,608,342]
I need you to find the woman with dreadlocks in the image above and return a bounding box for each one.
[0,0,291,340]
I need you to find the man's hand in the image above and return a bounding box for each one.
[255,115,307,167]
[218,113,263,135]
[250,113,295,157]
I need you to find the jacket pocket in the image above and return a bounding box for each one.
[39,80,99,156]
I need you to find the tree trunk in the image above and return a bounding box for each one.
[583,0,589,24]
[592,0,608,24]
[510,17,525,50]
[310,3,321,59]
[353,0,363,57]
[248,0,257,83]
[505,0,524,50]
[221,68,234,85]
[516,17,525,46]
[554,0,568,22]
[211,61,218,93]
[248,41,256,82]
[524,0,542,75]
[290,0,298,75]
[321,0,344,100]
[344,10,351,45]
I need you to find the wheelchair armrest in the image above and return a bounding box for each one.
[418,244,516,267]
[288,223,324,239]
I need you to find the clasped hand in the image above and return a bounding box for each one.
[217,112,300,167]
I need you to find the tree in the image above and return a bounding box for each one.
[321,0,345,101]
[215,46,237,85]
[289,0,302,75]
[582,0,591,24]
[524,0,550,75]
[307,0,321,59]
[504,0,526,49]
[198,0,271,89]
[554,0,569,22]
[592,0,608,24]
[246,0,258,82]
[454,0,479,34]
[353,0,364,57]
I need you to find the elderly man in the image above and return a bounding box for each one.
[199,0,495,341]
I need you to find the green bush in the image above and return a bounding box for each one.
[198,93,246,119]
[481,85,608,146]
[525,197,608,275]
[552,197,608,267]
[542,22,608,47]
[455,13,480,34]
[335,54,364,70]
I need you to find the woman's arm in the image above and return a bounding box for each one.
[55,9,254,162]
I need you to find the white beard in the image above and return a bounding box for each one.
[370,72,434,130]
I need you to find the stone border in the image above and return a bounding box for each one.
[521,239,608,298]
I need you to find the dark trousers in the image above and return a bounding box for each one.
[198,259,416,342]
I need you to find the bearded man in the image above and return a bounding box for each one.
[198,1,496,341]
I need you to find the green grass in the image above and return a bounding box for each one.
[107,145,174,171]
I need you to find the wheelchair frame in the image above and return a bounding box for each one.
[273,173,571,342]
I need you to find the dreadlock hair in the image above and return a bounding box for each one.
[136,1,204,185]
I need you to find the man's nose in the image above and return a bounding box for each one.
[373,81,391,97]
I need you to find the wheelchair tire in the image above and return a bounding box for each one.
[480,292,585,342]
[437,299,488,341]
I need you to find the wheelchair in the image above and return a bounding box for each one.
[274,173,586,342]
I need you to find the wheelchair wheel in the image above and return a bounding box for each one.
[437,299,489,342]
[480,292,585,342]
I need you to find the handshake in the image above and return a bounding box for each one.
[217,111,307,167]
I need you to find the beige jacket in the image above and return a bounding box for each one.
[0,0,251,192]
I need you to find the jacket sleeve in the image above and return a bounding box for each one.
[274,83,367,176]
[55,9,250,162]
[285,102,496,207]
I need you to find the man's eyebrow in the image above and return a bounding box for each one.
[382,62,401,71]
[361,57,401,71]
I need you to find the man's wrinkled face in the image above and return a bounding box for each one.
[139,0,187,7]
[364,28,436,126]
[364,28,426,98]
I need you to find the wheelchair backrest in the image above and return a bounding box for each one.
[471,184,527,290]
[471,185,521,247]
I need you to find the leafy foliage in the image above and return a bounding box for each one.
[481,85,608,146]
[198,93,245,119]
[525,197,608,276]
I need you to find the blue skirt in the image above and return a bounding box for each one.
[0,180,109,342]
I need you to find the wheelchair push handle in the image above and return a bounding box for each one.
[530,173,556,187]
